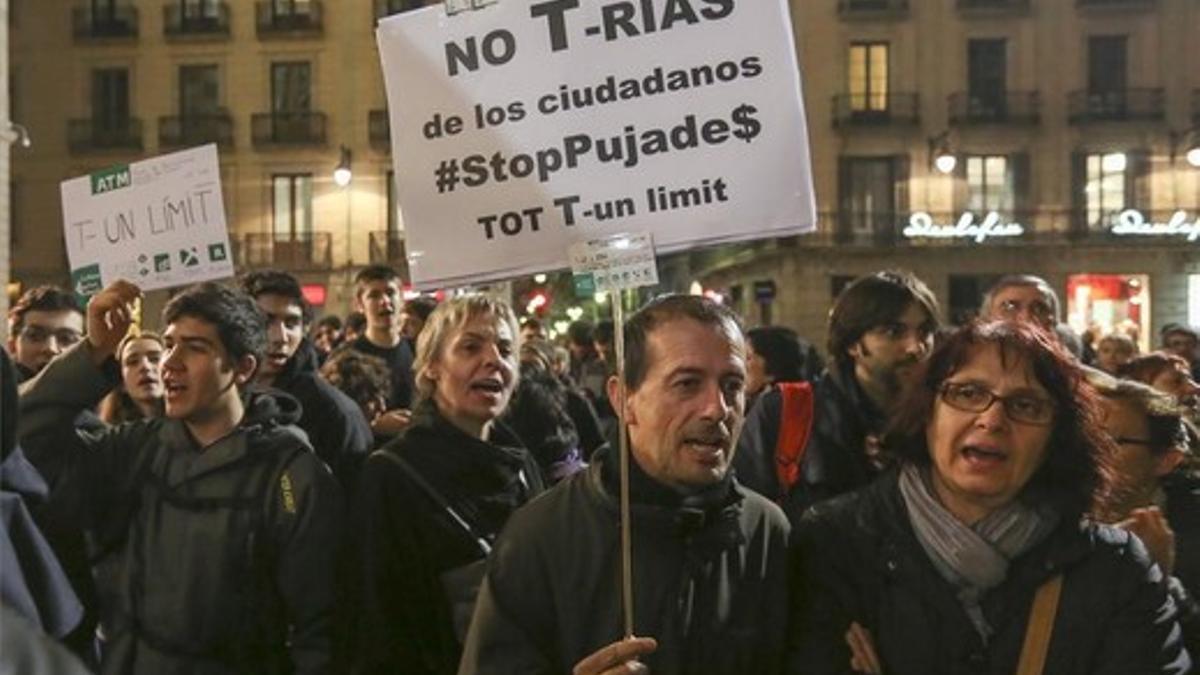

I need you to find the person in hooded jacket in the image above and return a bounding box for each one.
[346,294,544,675]
[241,270,373,488]
[17,280,342,675]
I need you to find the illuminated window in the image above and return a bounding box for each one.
[1085,153,1127,227]
[272,174,312,239]
[849,43,888,112]
[966,156,1013,213]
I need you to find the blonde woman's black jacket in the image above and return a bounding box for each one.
[346,401,544,675]
[789,472,1191,674]
[18,341,343,675]
[458,446,791,675]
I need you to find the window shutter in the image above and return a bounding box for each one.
[1127,149,1151,212]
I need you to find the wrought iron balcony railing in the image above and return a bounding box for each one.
[837,0,909,19]
[1077,0,1155,9]
[256,1,322,36]
[374,0,426,21]
[833,93,920,127]
[369,231,409,273]
[68,118,143,153]
[234,232,333,270]
[164,2,230,38]
[957,0,1030,12]
[1067,88,1165,124]
[949,92,1040,125]
[251,112,327,147]
[72,5,138,40]
[159,114,234,148]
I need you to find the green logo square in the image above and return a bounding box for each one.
[154,253,171,272]
[179,247,200,267]
[207,242,228,262]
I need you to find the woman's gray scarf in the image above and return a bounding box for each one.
[898,464,1059,642]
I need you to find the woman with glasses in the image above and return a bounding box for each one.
[788,321,1189,674]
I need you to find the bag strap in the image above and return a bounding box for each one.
[377,449,493,556]
[774,381,815,494]
[1015,574,1063,675]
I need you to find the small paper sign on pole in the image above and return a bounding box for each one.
[568,233,659,295]
[568,231,658,640]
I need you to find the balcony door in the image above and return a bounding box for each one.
[92,68,129,135]
[840,157,898,236]
[179,65,219,141]
[967,39,1006,117]
[848,42,889,116]
[1088,36,1127,115]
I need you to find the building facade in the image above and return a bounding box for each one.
[700,0,1200,353]
[6,0,1200,343]
[9,0,435,318]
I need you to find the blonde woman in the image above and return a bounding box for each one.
[347,295,544,675]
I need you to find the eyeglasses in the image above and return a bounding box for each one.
[939,381,1057,426]
[20,325,83,347]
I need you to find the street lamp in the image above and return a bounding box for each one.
[3,123,31,149]
[1169,127,1200,169]
[928,131,956,174]
[333,145,352,187]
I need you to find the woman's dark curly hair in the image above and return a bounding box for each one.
[885,320,1116,520]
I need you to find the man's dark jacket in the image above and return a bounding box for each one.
[269,338,372,487]
[18,341,343,675]
[458,445,791,675]
[789,472,1190,674]
[739,363,885,521]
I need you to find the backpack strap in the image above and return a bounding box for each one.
[376,449,493,556]
[774,382,815,496]
[1015,574,1063,675]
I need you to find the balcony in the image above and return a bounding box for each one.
[949,92,1039,126]
[164,2,230,39]
[833,94,920,127]
[159,114,234,148]
[369,110,390,151]
[369,232,410,276]
[957,0,1030,13]
[68,118,143,154]
[256,1,322,37]
[72,5,138,41]
[1067,88,1165,124]
[1077,0,1155,10]
[251,112,327,147]
[234,232,332,270]
[837,0,909,19]
[375,0,426,22]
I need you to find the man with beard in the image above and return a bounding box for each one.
[738,270,938,522]
[345,266,416,438]
[241,271,372,487]
[17,280,341,675]
[459,295,790,675]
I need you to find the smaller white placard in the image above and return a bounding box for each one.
[569,233,659,293]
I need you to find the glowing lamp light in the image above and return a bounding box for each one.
[934,153,958,175]
[1102,152,1127,173]
[689,281,704,296]
[553,321,570,335]
[566,307,585,322]
[1187,146,1200,169]
[534,274,547,284]
[333,146,353,188]
[594,292,608,304]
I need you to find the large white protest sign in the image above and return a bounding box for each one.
[378,0,815,289]
[61,144,233,297]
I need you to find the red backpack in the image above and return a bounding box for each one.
[773,381,816,495]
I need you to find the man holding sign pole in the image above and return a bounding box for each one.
[459,295,790,675]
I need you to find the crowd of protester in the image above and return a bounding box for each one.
[2,265,1199,674]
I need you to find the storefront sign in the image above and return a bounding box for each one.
[1110,210,1199,243]
[902,211,1025,243]
[377,0,815,289]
